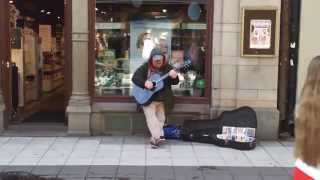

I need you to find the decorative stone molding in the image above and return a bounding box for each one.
[72,32,89,42]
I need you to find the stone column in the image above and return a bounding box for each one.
[66,0,91,135]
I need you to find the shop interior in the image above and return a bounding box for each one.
[8,0,66,127]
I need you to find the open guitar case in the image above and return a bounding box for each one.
[182,106,257,150]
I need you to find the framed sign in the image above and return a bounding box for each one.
[241,8,278,57]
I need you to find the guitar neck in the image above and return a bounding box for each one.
[153,61,190,83]
[155,73,170,83]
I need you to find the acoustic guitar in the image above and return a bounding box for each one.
[132,60,191,105]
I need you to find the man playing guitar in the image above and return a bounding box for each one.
[132,48,179,148]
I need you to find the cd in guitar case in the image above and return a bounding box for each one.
[182,106,257,150]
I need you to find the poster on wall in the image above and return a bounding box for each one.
[129,20,173,73]
[249,19,271,49]
[241,8,277,57]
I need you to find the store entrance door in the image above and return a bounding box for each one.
[1,0,70,135]
[0,0,13,128]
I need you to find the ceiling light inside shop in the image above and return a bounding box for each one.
[57,16,61,19]
[9,1,13,4]
[162,9,167,13]
[41,9,45,13]
[95,8,99,11]
[46,11,51,15]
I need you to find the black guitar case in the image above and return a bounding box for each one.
[182,106,257,150]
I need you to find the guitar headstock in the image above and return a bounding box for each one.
[171,59,192,73]
[179,59,192,72]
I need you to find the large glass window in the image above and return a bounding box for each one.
[95,0,209,97]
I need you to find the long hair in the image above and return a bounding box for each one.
[295,55,320,166]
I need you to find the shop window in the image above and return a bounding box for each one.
[94,0,209,98]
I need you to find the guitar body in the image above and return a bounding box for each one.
[132,73,164,105]
[132,60,191,105]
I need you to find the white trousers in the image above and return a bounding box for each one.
[143,101,166,140]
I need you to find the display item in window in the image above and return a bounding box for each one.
[9,4,19,29]
[137,32,155,59]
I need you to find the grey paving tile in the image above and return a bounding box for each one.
[32,166,63,176]
[116,177,132,180]
[262,175,291,180]
[200,166,230,175]
[203,173,234,180]
[123,136,146,145]
[228,167,260,176]
[173,166,203,180]
[60,177,86,180]
[175,175,203,180]
[199,166,233,180]
[256,167,288,176]
[38,175,61,179]
[146,166,174,179]
[59,166,89,177]
[234,175,263,180]
[284,167,293,176]
[101,136,124,145]
[86,178,115,180]
[117,166,145,178]
[0,166,7,172]
[146,177,175,180]
[87,165,118,178]
[2,166,34,173]
[119,177,144,180]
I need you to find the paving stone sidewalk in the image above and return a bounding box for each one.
[0,136,294,179]
[0,165,292,180]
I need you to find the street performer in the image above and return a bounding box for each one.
[132,48,179,148]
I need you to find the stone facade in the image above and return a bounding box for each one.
[88,0,281,140]
[297,0,320,98]
[211,0,281,139]
[0,0,282,140]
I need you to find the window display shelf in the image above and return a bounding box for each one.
[96,22,126,30]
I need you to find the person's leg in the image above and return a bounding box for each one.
[155,102,166,140]
[143,102,161,148]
